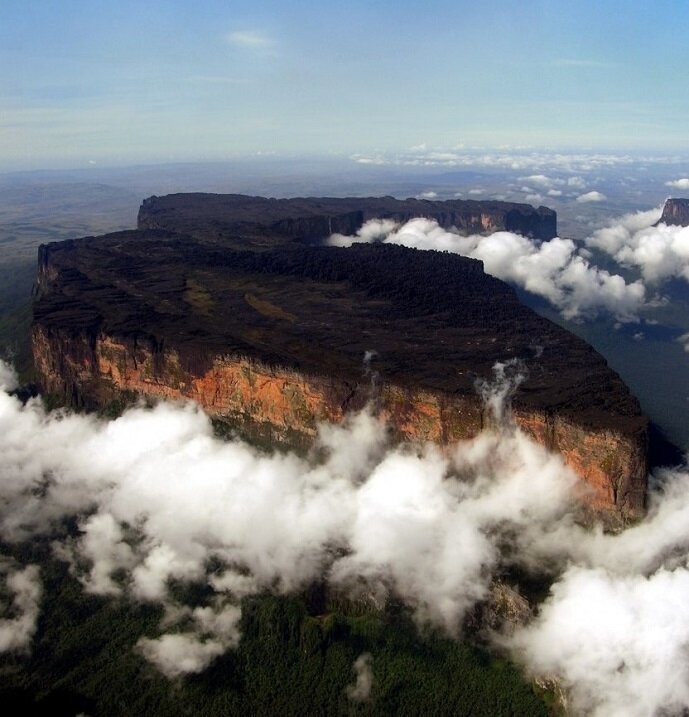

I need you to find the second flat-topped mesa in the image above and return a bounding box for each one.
[33,201,647,525]
[137,193,557,245]
[658,198,689,227]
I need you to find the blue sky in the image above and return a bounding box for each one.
[2,0,688,169]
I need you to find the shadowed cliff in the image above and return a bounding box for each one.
[137,193,558,245]
[658,197,689,226]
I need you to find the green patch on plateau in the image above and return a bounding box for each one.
[244,292,297,323]
[184,278,215,316]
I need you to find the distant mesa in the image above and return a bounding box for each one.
[658,198,689,227]
[137,193,558,243]
[32,194,646,524]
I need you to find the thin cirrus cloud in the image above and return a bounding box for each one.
[226,30,275,50]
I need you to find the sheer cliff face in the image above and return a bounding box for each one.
[136,194,558,244]
[32,197,647,523]
[658,198,689,226]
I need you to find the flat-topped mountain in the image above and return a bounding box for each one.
[658,197,689,226]
[33,195,646,522]
[137,193,558,244]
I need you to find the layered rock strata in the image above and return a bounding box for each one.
[32,215,647,522]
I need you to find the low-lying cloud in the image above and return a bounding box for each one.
[587,206,689,284]
[0,360,576,675]
[0,562,41,654]
[666,178,689,190]
[5,359,689,715]
[327,202,689,324]
[328,218,646,321]
[503,464,689,717]
[576,190,607,203]
[350,149,679,173]
[346,653,374,702]
[677,332,689,353]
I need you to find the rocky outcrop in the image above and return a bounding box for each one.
[32,214,647,523]
[658,197,689,227]
[137,194,557,243]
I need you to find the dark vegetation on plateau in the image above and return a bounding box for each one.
[36,226,643,431]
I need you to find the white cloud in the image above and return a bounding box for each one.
[504,467,689,717]
[418,191,438,199]
[67,513,136,596]
[509,567,689,717]
[327,200,689,322]
[346,653,374,702]
[666,178,689,189]
[587,207,689,284]
[576,191,607,203]
[328,218,646,322]
[547,189,563,197]
[519,174,562,189]
[349,150,677,174]
[0,563,41,654]
[138,633,227,678]
[0,363,17,392]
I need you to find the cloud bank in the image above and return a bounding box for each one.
[587,207,689,285]
[351,150,681,173]
[328,202,689,324]
[504,465,689,717]
[5,359,689,715]
[328,218,646,321]
[0,360,576,675]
